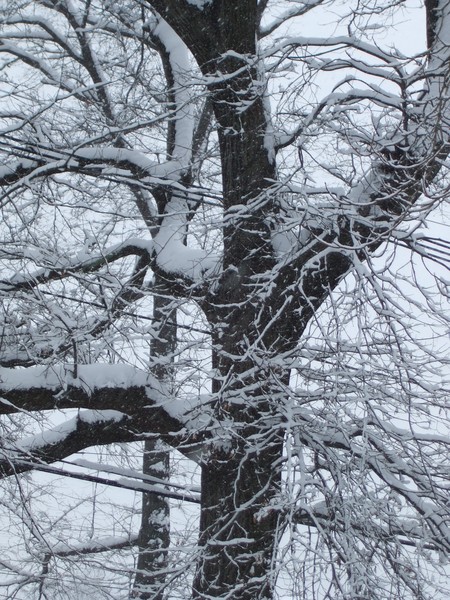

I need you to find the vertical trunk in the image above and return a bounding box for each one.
[137,5,286,596]
[193,336,289,599]
[134,439,170,599]
[191,39,284,600]
[196,292,294,598]
[133,288,176,599]
[193,434,284,599]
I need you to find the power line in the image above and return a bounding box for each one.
[9,458,200,503]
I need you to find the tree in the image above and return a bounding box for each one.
[0,0,449,598]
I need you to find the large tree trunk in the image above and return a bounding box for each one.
[194,46,284,600]
[192,324,290,598]
[136,3,292,596]
[195,277,298,599]
[194,423,284,599]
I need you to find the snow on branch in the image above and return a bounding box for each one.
[0,145,187,189]
[280,6,450,274]
[8,461,201,503]
[0,239,152,292]
[259,1,328,38]
[294,500,443,553]
[0,409,137,478]
[293,409,450,554]
[0,364,209,454]
[0,363,176,418]
[42,535,139,559]
[0,39,80,97]
[151,17,195,167]
[0,405,204,497]
[0,15,83,63]
[72,458,201,493]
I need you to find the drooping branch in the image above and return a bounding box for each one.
[0,240,151,292]
[0,410,139,478]
[294,501,444,553]
[9,461,201,503]
[291,410,450,554]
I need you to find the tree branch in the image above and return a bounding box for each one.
[0,410,139,478]
[0,240,151,292]
[0,364,180,422]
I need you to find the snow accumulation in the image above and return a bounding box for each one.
[73,458,201,491]
[185,0,212,9]
[9,410,125,452]
[0,157,35,180]
[162,392,210,429]
[0,364,155,391]
[153,195,219,279]
[154,237,218,280]
[152,18,194,168]
[49,535,137,556]
[271,228,301,257]
[0,364,208,431]
[79,408,125,423]
[14,416,80,450]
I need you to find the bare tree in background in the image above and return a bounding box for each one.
[0,1,449,598]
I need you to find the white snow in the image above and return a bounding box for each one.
[153,194,219,280]
[152,18,194,168]
[73,458,201,491]
[78,409,125,424]
[14,417,78,450]
[0,363,211,434]
[49,534,138,556]
[0,364,157,391]
[8,410,125,453]
[0,157,36,180]
[185,0,212,9]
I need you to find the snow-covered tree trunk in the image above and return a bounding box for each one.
[149,4,285,596]
[133,288,174,599]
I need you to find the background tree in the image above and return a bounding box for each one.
[0,0,449,598]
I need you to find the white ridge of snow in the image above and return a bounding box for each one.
[8,410,125,453]
[153,18,194,169]
[185,0,212,9]
[0,364,158,392]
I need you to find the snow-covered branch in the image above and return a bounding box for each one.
[0,363,179,421]
[0,239,151,292]
[0,145,188,190]
[259,1,328,38]
[292,409,450,554]
[42,535,139,560]
[0,409,136,478]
